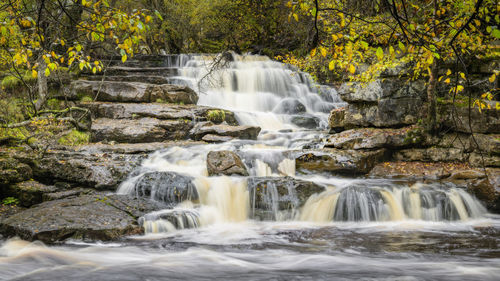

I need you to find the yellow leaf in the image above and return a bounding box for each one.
[320,47,327,57]
[348,64,356,74]
[328,60,335,71]
[310,48,316,57]
[496,102,500,110]
[457,85,464,92]
[446,69,451,75]
[293,13,298,22]
[460,72,466,80]
[489,74,496,83]
[32,70,37,78]
[444,78,450,84]
[121,54,127,63]
[44,68,50,77]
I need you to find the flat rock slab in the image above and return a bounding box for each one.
[0,194,166,243]
[91,118,193,143]
[190,122,261,141]
[70,80,198,104]
[72,141,204,154]
[325,126,422,150]
[6,181,58,207]
[82,102,238,124]
[294,148,387,175]
[206,150,248,176]
[394,148,468,162]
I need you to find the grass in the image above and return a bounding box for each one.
[57,129,90,146]
[1,197,20,206]
[206,109,226,123]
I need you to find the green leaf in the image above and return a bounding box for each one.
[398,41,405,52]
[376,47,383,61]
[44,68,50,77]
[154,10,163,21]
[492,28,500,39]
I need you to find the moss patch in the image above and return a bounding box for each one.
[57,129,90,146]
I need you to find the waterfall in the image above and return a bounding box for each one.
[115,53,488,234]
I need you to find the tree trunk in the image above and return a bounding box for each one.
[35,58,48,112]
[426,62,438,133]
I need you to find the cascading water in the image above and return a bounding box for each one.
[117,53,490,235]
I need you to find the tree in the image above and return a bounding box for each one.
[0,0,152,115]
[285,0,499,132]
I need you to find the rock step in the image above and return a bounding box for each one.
[82,75,174,84]
[81,102,238,124]
[91,118,261,144]
[91,117,193,143]
[69,80,198,104]
[84,66,178,77]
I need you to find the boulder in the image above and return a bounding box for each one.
[328,107,345,133]
[133,172,198,204]
[0,194,166,243]
[201,134,234,143]
[469,153,500,168]
[6,181,57,207]
[290,114,320,129]
[467,179,497,210]
[273,98,306,114]
[149,84,199,105]
[325,126,423,150]
[190,122,261,141]
[91,118,193,143]
[295,148,387,175]
[247,177,325,220]
[206,150,248,176]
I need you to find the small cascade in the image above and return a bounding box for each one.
[172,52,345,131]
[301,183,487,222]
[140,207,201,234]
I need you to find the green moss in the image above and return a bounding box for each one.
[1,73,36,91]
[57,129,90,146]
[80,96,93,103]
[206,109,226,123]
[47,98,63,110]
[1,197,20,206]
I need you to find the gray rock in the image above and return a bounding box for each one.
[0,156,32,187]
[247,177,325,220]
[0,194,165,243]
[344,97,423,128]
[440,104,500,134]
[290,114,320,129]
[190,122,261,140]
[91,118,193,143]
[70,80,198,104]
[273,98,306,114]
[133,172,198,204]
[394,148,467,162]
[201,134,234,143]
[338,79,425,103]
[325,126,423,150]
[82,102,237,124]
[328,107,345,132]
[207,151,248,176]
[295,148,387,175]
[469,153,500,168]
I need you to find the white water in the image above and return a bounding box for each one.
[117,53,490,234]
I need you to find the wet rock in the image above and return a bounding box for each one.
[201,134,234,143]
[91,118,193,143]
[42,188,94,201]
[290,114,320,129]
[325,126,423,150]
[440,104,500,134]
[247,177,325,220]
[0,194,166,243]
[394,148,467,162]
[139,209,200,231]
[338,79,425,103]
[133,172,198,204]
[273,98,306,114]
[6,181,57,207]
[70,81,198,104]
[328,107,345,133]
[467,179,497,209]
[207,150,248,176]
[295,148,387,175]
[190,122,261,141]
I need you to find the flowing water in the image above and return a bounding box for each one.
[1,53,499,280]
